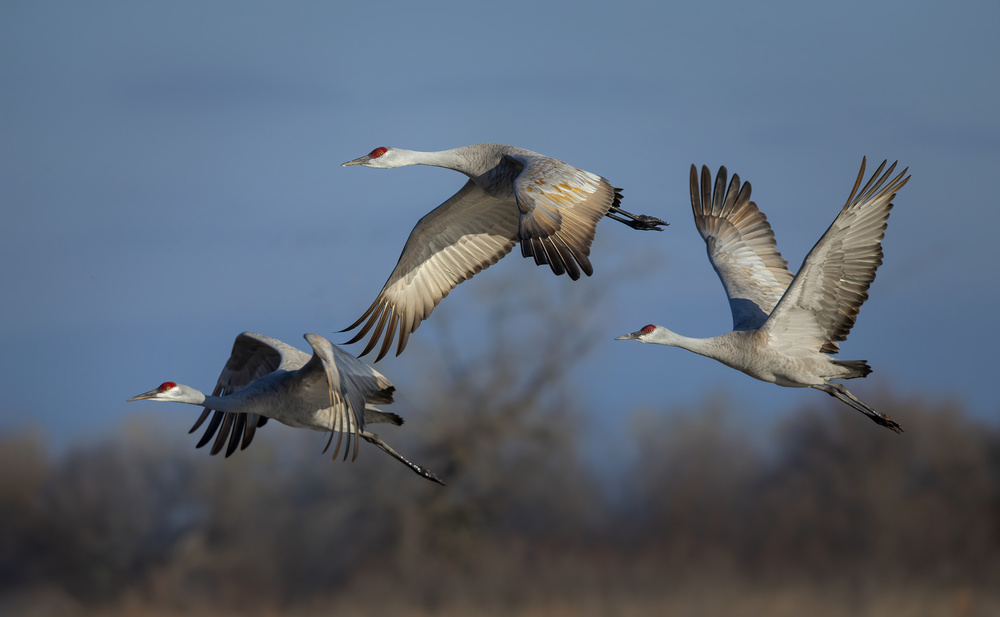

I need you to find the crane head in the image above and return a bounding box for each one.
[614,324,658,342]
[342,146,395,168]
[127,381,196,403]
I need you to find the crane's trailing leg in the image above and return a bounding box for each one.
[813,383,903,433]
[363,431,445,485]
[605,206,668,231]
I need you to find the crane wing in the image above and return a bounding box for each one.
[326,342,396,405]
[763,158,909,354]
[691,165,795,331]
[511,153,618,281]
[294,334,394,462]
[342,180,519,361]
[189,332,307,457]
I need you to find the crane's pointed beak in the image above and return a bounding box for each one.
[615,332,639,341]
[341,155,368,167]
[127,388,160,402]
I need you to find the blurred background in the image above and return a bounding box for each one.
[2,1,998,615]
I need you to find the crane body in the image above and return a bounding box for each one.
[128,332,443,484]
[341,143,668,360]
[617,159,909,432]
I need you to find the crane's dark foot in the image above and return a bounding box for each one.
[606,206,668,231]
[870,412,904,434]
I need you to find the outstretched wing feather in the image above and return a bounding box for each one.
[690,164,795,331]
[764,159,910,354]
[341,181,519,361]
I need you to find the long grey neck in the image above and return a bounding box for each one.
[647,327,719,359]
[196,392,239,413]
[393,145,501,177]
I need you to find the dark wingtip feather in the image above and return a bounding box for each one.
[189,408,212,434]
[240,415,259,450]
[542,241,567,276]
[210,412,235,456]
[195,411,223,449]
[225,413,246,457]
[551,236,581,280]
[376,310,399,362]
[359,305,389,359]
[343,325,371,346]
[396,326,411,357]
[338,301,378,334]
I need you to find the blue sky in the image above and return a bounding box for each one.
[2,1,998,457]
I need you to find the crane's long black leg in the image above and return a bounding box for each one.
[362,431,445,485]
[813,383,903,433]
[605,206,669,231]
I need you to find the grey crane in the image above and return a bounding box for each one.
[127,332,443,484]
[616,159,909,432]
[341,143,668,361]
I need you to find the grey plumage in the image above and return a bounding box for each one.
[341,143,668,361]
[127,332,443,484]
[617,159,909,432]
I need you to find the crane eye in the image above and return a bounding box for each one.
[369,147,388,158]
[159,382,177,391]
[640,325,656,335]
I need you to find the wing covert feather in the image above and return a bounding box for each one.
[513,154,617,281]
